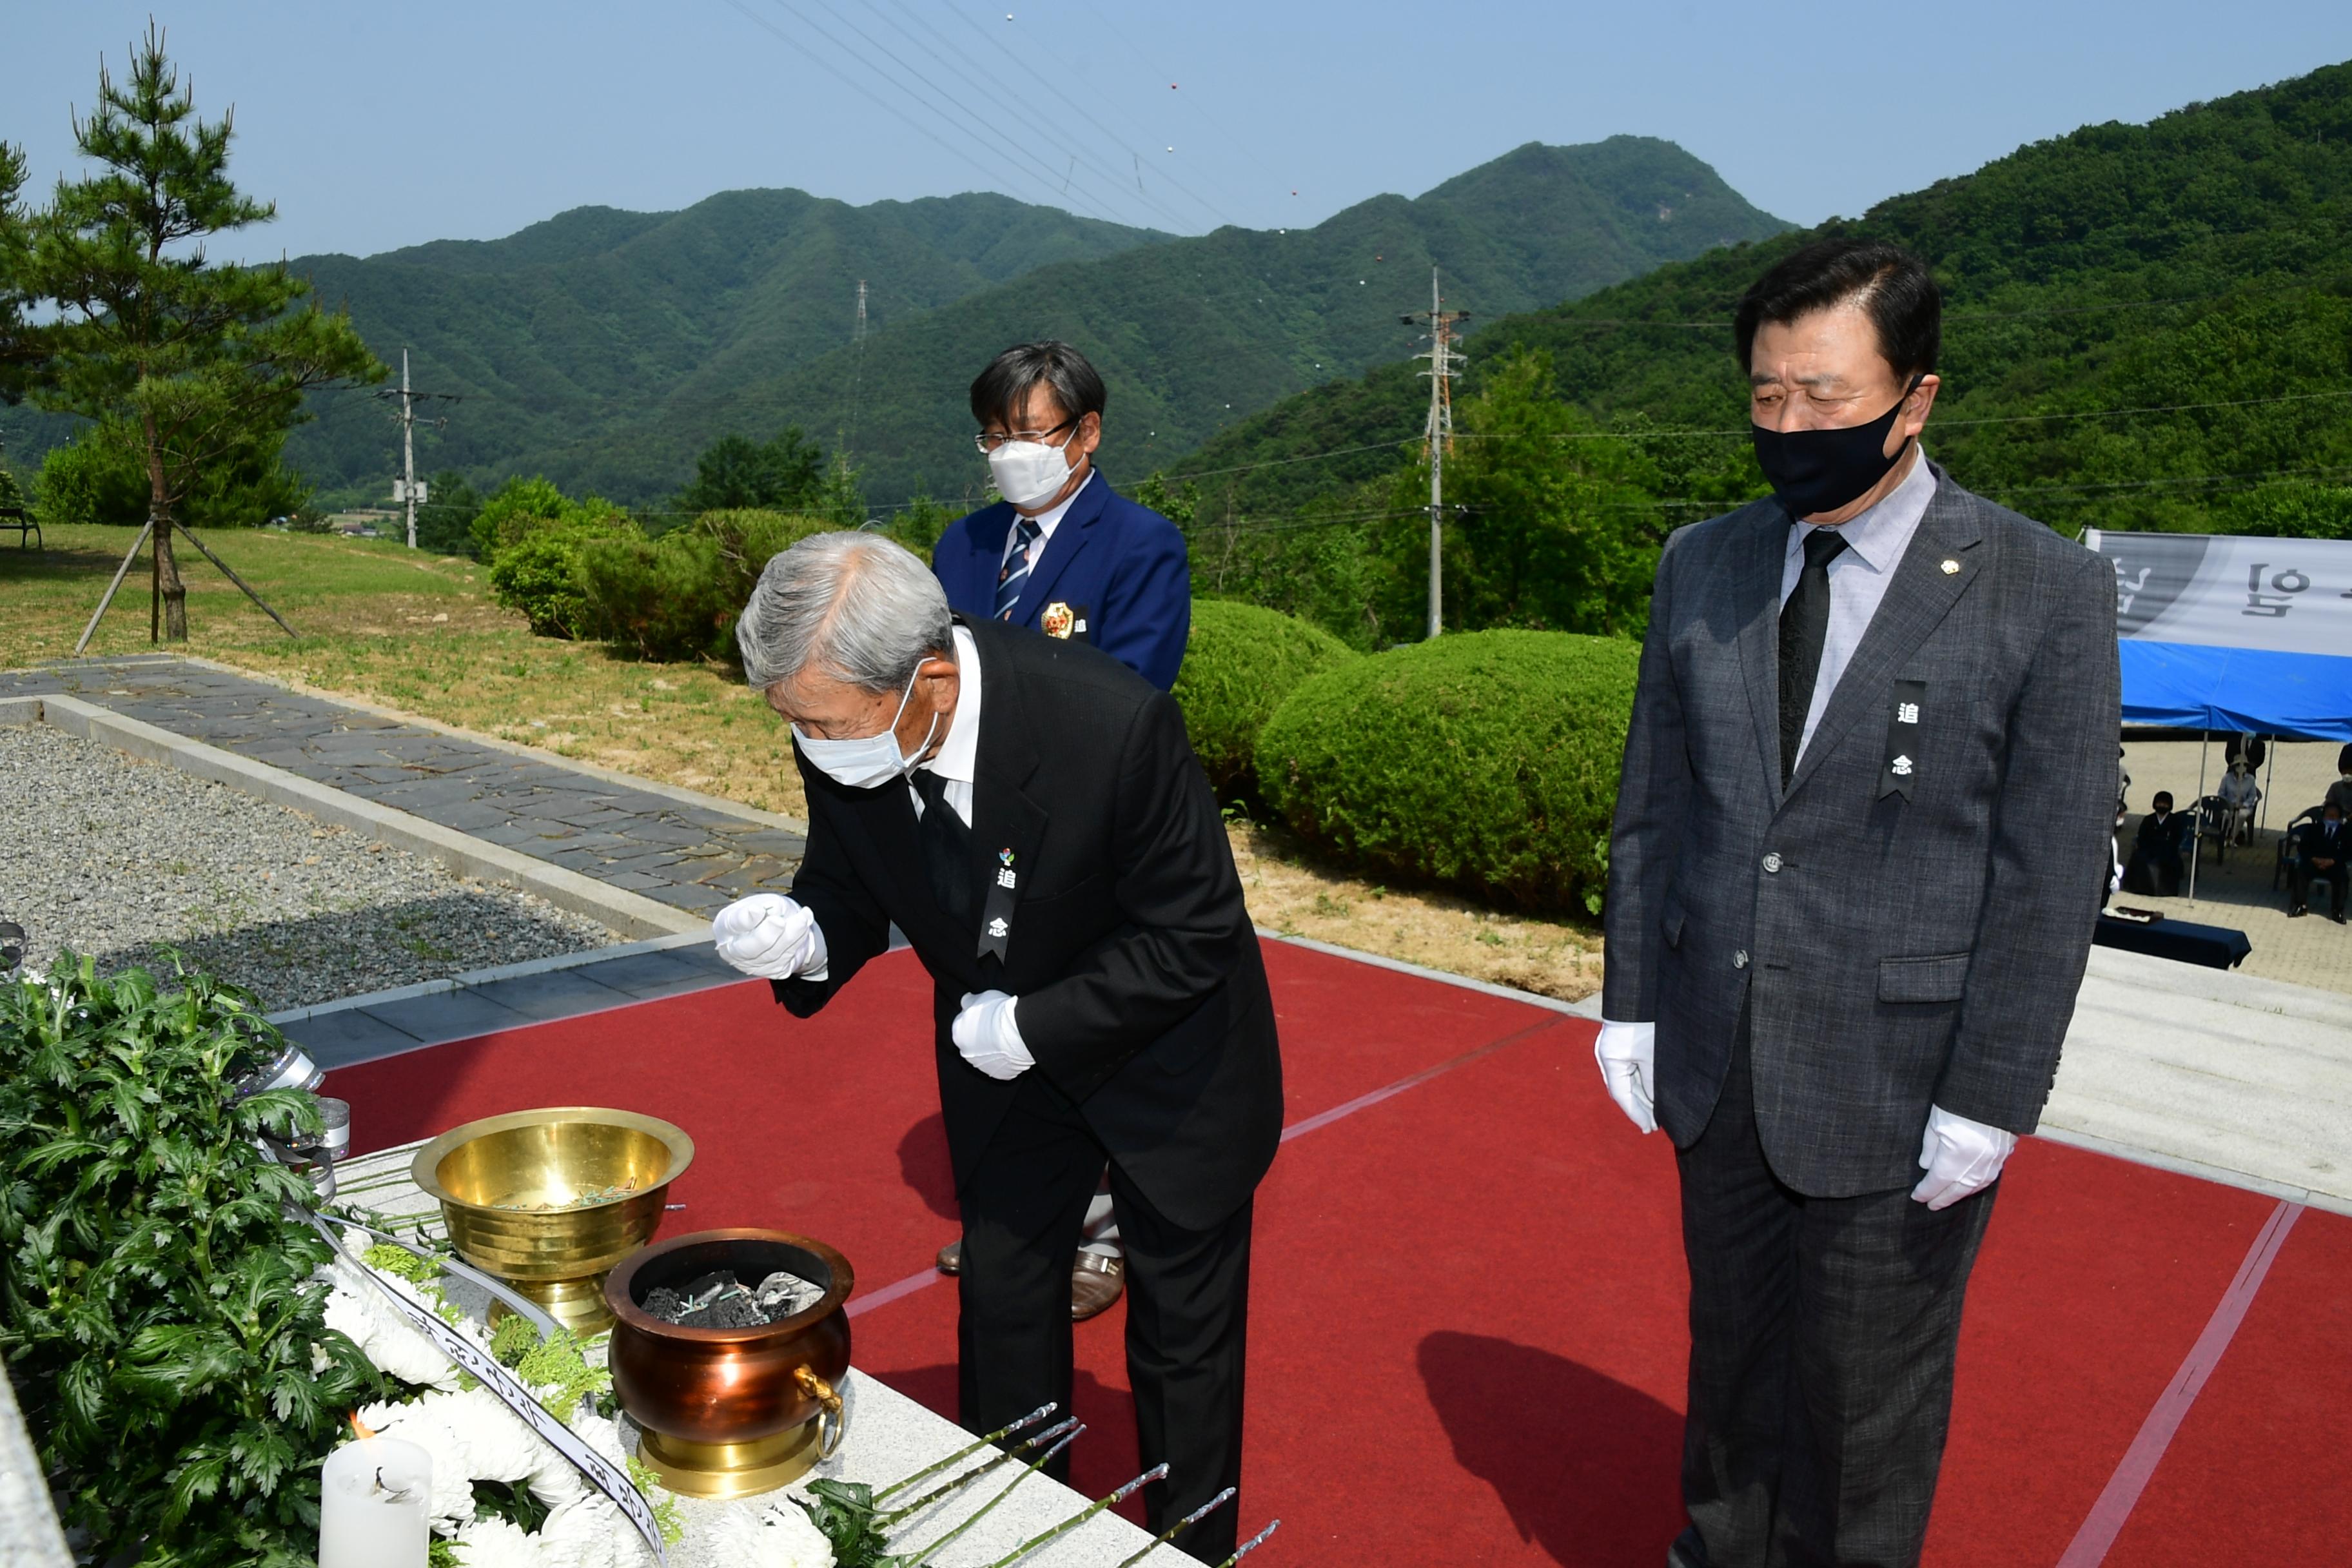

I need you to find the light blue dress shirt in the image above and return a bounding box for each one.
[1779,448,1939,769]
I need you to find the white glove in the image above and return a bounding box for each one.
[711,894,828,981]
[1594,1019,1658,1135]
[1912,1104,2017,1210]
[952,990,1035,1081]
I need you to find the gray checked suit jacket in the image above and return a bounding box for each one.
[1602,466,2120,1197]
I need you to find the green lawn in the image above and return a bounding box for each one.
[0,525,809,818]
[0,524,1603,996]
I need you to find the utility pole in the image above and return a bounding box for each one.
[847,280,870,455]
[379,349,460,548]
[1403,268,1470,638]
[397,348,419,549]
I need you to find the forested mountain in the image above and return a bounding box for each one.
[1177,62,2352,544]
[664,137,1786,509]
[265,188,1169,507]
[199,135,1778,509]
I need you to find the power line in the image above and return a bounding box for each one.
[1505,277,2351,334]
[863,0,1201,235]
[966,4,1237,231]
[774,0,1161,231]
[719,0,1092,222]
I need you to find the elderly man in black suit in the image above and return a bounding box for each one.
[1598,238,2119,1567]
[707,532,1279,1562]
[2290,800,2350,921]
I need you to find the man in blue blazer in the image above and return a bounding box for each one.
[930,342,1193,1319]
[931,342,1190,693]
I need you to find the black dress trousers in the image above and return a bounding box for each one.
[957,1071,1253,1563]
[1672,1012,1997,1568]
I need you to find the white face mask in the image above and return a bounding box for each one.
[792,666,938,790]
[986,424,1079,509]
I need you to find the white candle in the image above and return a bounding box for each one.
[319,1433,432,1568]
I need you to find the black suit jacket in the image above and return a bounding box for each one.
[2134,812,2190,862]
[2296,818,2348,867]
[772,618,1282,1231]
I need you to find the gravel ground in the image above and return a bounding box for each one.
[2,721,620,1010]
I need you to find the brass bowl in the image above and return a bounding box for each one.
[607,1230,854,1498]
[412,1107,693,1335]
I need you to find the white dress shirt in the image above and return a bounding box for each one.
[911,623,981,828]
[1779,447,1938,768]
[999,468,1094,580]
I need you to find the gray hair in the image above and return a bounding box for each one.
[735,532,954,693]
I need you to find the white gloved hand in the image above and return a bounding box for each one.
[1911,1104,2017,1210]
[952,990,1035,1081]
[1594,1019,1658,1135]
[710,894,828,981]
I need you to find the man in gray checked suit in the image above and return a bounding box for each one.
[1598,238,2119,1567]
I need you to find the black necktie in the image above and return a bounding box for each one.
[911,769,975,925]
[1779,527,1851,786]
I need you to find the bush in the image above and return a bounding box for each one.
[1255,629,1640,914]
[576,509,834,662]
[1171,600,1358,799]
[0,956,379,1565]
[474,477,640,636]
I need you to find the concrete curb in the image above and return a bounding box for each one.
[262,929,713,1025]
[1,693,704,940]
[159,651,811,836]
[2034,1123,2352,1220]
[1257,927,1602,1018]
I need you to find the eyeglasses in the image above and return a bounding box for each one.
[973,416,1076,454]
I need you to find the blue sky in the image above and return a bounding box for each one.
[10,2,2351,262]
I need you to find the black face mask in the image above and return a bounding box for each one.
[1751,375,1923,518]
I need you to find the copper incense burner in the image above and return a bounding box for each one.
[606,1229,855,1498]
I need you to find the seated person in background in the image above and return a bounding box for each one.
[2327,743,2352,819]
[2216,759,2262,845]
[2122,792,2190,896]
[2289,801,2350,922]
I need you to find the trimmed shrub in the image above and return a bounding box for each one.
[1255,629,1640,914]
[476,478,639,637]
[1172,599,1358,799]
[575,510,835,663]
[489,532,602,638]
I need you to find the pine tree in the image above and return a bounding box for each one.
[3,23,382,640]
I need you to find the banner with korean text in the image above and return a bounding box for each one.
[2084,531,2352,741]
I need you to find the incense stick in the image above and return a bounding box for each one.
[1110,1485,1238,1568]
[878,1418,1082,1527]
[970,1462,1172,1568]
[891,1424,1087,1565]
[872,1401,1059,1504]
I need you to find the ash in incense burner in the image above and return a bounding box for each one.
[642,1269,824,1329]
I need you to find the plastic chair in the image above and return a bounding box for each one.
[2275,807,2322,893]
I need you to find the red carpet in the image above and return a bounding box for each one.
[331,943,2352,1565]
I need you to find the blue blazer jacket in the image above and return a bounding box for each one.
[930,472,1191,692]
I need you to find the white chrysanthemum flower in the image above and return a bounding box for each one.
[350,1403,475,1529]
[537,1494,634,1568]
[451,1514,544,1567]
[322,1259,466,1391]
[436,1386,545,1485]
[706,1502,838,1568]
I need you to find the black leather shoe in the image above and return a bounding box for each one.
[936,1239,962,1275]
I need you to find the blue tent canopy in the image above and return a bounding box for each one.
[2086,531,2352,743]
[2117,642,2352,743]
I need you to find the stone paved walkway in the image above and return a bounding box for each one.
[1,656,804,919]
